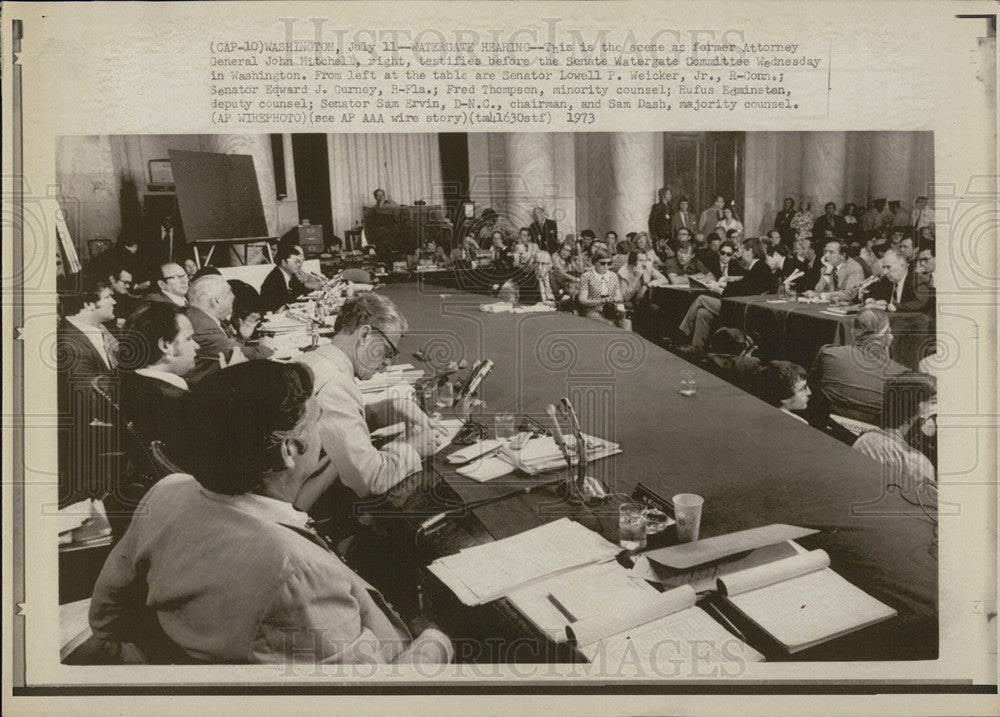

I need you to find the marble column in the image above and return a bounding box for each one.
[869,132,915,205]
[202,134,278,236]
[800,132,848,213]
[503,132,556,231]
[608,133,658,236]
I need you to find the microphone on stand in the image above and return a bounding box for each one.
[559,397,587,492]
[546,404,574,477]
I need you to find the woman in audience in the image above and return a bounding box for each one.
[89,361,454,665]
[663,240,711,285]
[715,205,743,236]
[761,360,811,424]
[578,246,629,329]
[610,239,632,271]
[791,201,815,241]
[633,232,665,268]
[853,372,936,485]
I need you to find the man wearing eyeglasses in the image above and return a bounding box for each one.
[295,293,441,513]
[107,267,141,325]
[146,262,191,308]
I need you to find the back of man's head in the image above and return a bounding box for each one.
[853,308,890,342]
[188,274,227,310]
[334,292,407,335]
[119,302,184,370]
[179,361,315,495]
[881,372,936,431]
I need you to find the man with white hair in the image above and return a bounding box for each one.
[808,308,908,426]
[497,250,564,306]
[185,274,275,383]
[866,249,933,314]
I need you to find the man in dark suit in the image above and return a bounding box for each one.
[679,238,774,351]
[57,278,119,507]
[647,187,672,243]
[807,308,907,427]
[528,206,559,254]
[812,202,847,240]
[104,302,199,540]
[107,267,141,326]
[497,251,566,306]
[671,197,696,238]
[260,243,310,313]
[786,236,823,293]
[866,249,933,314]
[774,197,796,246]
[145,262,190,308]
[185,274,276,384]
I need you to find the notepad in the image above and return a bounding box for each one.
[565,585,764,667]
[427,518,621,605]
[717,549,897,653]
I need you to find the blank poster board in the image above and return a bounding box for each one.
[168,149,269,244]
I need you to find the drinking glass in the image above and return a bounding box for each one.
[618,503,648,551]
[494,413,516,441]
[436,381,454,408]
[680,371,697,397]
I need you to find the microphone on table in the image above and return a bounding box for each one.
[546,403,574,477]
[559,397,587,493]
[855,273,881,301]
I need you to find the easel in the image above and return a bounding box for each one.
[191,236,277,268]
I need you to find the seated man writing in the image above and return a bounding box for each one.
[88,361,453,664]
[295,293,442,506]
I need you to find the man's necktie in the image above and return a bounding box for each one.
[831,267,839,290]
[99,325,119,369]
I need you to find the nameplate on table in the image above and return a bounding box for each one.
[644,523,818,570]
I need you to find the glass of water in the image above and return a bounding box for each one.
[436,380,454,408]
[494,413,516,441]
[680,371,697,396]
[618,502,648,551]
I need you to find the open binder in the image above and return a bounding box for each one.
[715,548,897,653]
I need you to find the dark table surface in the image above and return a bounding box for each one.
[364,283,937,662]
[719,295,932,370]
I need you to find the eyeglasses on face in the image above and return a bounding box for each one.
[720,251,734,257]
[596,260,612,266]
[371,326,399,361]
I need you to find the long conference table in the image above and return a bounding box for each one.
[647,285,931,369]
[356,282,937,664]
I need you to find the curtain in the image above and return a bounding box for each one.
[326,133,443,234]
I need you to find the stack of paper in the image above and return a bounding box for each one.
[356,364,425,394]
[427,518,621,605]
[500,433,621,475]
[480,302,514,313]
[510,303,557,314]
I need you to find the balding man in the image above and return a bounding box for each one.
[808,308,907,427]
[146,262,190,308]
[185,275,275,383]
[866,249,933,314]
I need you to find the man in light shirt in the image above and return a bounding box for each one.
[805,240,865,303]
[295,293,440,512]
